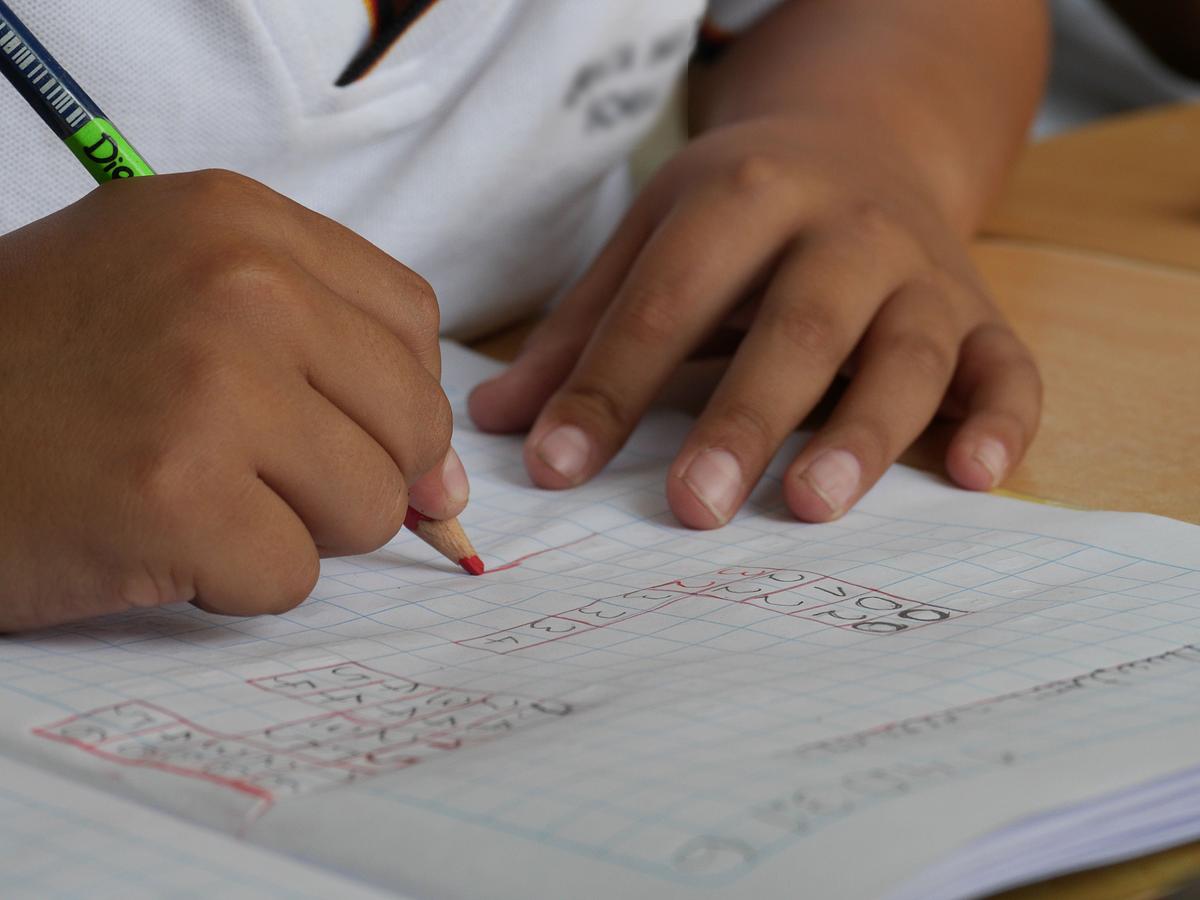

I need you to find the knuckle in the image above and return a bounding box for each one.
[530,328,588,368]
[183,168,270,208]
[558,382,633,434]
[712,400,780,448]
[113,566,175,612]
[171,171,286,247]
[768,304,841,360]
[891,332,956,382]
[408,389,455,477]
[188,247,310,333]
[907,273,980,335]
[614,287,687,347]
[193,245,290,299]
[839,201,901,250]
[724,153,788,198]
[401,269,440,332]
[403,268,436,305]
[429,389,454,444]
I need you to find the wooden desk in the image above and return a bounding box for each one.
[985,104,1200,272]
[955,241,1197,524]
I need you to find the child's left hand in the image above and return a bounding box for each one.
[469,114,1041,528]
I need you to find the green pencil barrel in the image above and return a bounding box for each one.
[64,118,155,183]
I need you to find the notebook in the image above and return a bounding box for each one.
[1,342,1198,900]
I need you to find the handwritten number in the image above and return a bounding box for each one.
[898,607,951,622]
[575,603,626,620]
[815,584,849,598]
[623,590,675,602]
[855,595,901,612]
[767,571,816,584]
[672,579,718,590]
[852,620,907,634]
[530,618,576,634]
[815,609,867,622]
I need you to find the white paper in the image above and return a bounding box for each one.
[2,341,1198,899]
[0,755,394,899]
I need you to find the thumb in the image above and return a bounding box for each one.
[406,446,470,520]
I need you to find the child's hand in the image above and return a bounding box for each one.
[470,116,1041,527]
[0,171,461,631]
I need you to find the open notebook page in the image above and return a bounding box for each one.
[0,755,394,899]
[1,341,1198,900]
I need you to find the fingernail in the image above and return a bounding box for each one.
[972,438,1008,488]
[535,425,592,482]
[682,449,743,525]
[800,449,860,516]
[441,447,469,504]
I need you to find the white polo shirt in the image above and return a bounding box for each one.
[0,1,780,339]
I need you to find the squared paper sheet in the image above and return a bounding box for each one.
[0,755,392,899]
[1,342,1198,899]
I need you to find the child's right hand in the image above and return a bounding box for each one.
[0,170,460,632]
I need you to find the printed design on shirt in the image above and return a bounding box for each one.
[337,0,442,86]
[564,24,695,133]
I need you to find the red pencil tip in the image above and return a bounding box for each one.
[459,555,485,576]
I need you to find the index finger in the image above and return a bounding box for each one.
[524,180,800,489]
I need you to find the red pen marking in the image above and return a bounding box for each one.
[488,533,597,573]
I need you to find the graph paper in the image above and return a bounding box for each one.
[0,755,392,899]
[1,343,1198,899]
